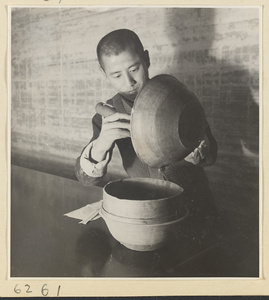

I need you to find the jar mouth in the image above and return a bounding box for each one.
[179,105,205,149]
[104,178,183,201]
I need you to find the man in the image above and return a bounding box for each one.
[75,29,218,218]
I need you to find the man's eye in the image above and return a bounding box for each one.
[130,67,138,73]
[113,74,121,79]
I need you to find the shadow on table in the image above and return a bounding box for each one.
[75,211,259,277]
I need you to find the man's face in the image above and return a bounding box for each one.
[101,47,150,101]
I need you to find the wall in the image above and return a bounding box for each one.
[11,7,259,217]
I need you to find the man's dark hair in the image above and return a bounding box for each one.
[97,29,145,69]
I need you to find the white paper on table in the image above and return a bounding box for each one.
[64,200,103,225]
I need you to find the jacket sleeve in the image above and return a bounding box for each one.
[74,113,114,187]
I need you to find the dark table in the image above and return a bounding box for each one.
[11,165,259,277]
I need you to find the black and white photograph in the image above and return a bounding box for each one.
[9,5,260,281]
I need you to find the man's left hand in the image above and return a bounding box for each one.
[184,137,209,165]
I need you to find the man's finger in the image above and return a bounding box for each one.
[197,140,208,159]
[103,120,131,131]
[103,112,131,122]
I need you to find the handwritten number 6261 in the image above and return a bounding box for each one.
[14,284,61,297]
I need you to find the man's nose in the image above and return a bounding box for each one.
[124,73,136,87]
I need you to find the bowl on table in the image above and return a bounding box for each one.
[99,178,189,251]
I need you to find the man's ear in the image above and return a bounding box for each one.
[144,50,150,68]
[99,66,107,78]
[99,66,112,86]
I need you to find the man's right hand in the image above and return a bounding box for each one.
[91,112,131,162]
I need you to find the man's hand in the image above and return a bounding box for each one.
[184,136,210,165]
[91,112,131,162]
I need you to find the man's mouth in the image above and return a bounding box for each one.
[128,89,138,94]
